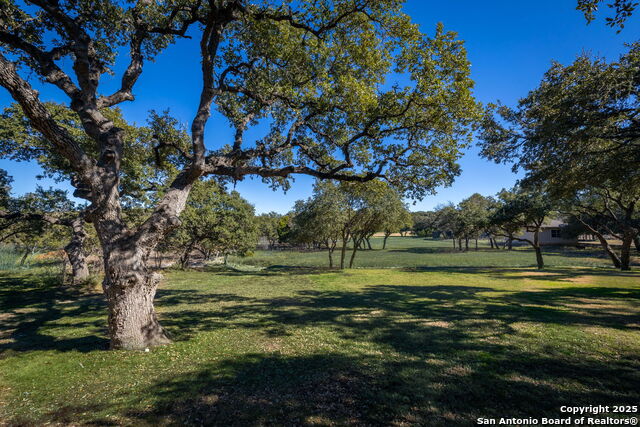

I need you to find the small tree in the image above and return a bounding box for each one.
[457,193,493,251]
[380,191,412,249]
[293,180,398,268]
[290,182,346,267]
[411,210,440,238]
[490,188,554,269]
[256,212,282,249]
[340,181,391,268]
[434,204,464,250]
[164,179,257,268]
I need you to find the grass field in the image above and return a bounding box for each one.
[231,237,628,269]
[1,238,639,426]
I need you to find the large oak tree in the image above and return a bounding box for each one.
[0,0,479,349]
[480,45,639,270]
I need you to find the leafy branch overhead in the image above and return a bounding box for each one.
[577,0,638,30]
[479,44,640,197]
[0,0,480,203]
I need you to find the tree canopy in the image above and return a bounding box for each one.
[479,44,639,270]
[479,44,639,197]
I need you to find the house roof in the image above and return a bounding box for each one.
[542,219,566,228]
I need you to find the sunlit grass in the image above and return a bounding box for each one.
[1,250,639,425]
[230,237,619,269]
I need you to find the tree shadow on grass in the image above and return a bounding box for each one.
[0,273,108,355]
[161,281,640,343]
[125,351,637,426]
[141,280,640,425]
[206,264,339,277]
[388,246,501,255]
[3,268,640,425]
[41,306,640,426]
[388,244,639,266]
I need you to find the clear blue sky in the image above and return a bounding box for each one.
[1,0,638,213]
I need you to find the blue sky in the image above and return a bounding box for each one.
[1,0,638,213]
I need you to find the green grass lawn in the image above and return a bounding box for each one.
[230,237,623,269]
[1,238,639,426]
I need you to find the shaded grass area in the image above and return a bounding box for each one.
[230,237,632,269]
[1,264,639,426]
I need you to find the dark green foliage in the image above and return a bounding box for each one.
[162,179,258,268]
[479,45,640,196]
[577,0,638,30]
[479,44,640,270]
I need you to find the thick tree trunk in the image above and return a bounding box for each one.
[634,235,640,253]
[383,233,390,249]
[64,217,90,284]
[103,247,170,350]
[180,241,196,269]
[507,238,513,250]
[534,246,544,269]
[328,248,333,268]
[19,247,30,265]
[452,238,456,249]
[475,239,478,251]
[366,238,372,250]
[620,233,633,271]
[465,238,469,251]
[596,232,622,269]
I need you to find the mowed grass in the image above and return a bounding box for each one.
[0,238,639,426]
[230,237,620,269]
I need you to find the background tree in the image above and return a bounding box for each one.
[490,188,554,269]
[0,169,11,209]
[292,180,398,268]
[380,192,412,249]
[0,165,100,283]
[561,189,639,269]
[164,179,257,269]
[480,44,639,270]
[289,183,346,266]
[256,212,282,249]
[433,204,465,250]
[339,181,391,268]
[411,210,440,238]
[1,186,75,262]
[0,0,479,349]
[457,193,493,251]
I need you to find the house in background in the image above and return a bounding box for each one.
[515,219,578,246]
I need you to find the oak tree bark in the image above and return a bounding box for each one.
[64,217,90,284]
